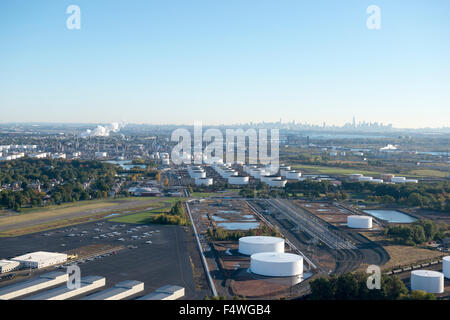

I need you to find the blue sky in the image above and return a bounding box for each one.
[0,0,449,127]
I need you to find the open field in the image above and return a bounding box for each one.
[291,164,381,176]
[291,164,448,179]
[0,198,180,237]
[108,199,179,224]
[190,192,217,198]
[408,169,449,178]
[381,245,445,271]
[360,231,446,271]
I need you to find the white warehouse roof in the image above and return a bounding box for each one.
[12,251,67,269]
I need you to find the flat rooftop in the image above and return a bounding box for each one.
[24,276,105,300]
[156,285,184,294]
[81,280,143,300]
[12,251,67,262]
[0,260,19,267]
[0,272,67,296]
[137,292,172,300]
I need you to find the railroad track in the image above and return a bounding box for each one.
[268,199,357,250]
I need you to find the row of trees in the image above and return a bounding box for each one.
[342,181,449,212]
[385,220,447,245]
[207,224,280,241]
[309,272,435,300]
[283,180,449,212]
[146,201,188,225]
[0,159,118,210]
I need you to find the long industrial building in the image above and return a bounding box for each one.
[0,271,68,300]
[11,251,67,269]
[24,276,105,300]
[137,285,185,300]
[81,280,144,300]
[0,260,20,273]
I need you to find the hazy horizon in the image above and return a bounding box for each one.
[1,1,449,128]
[0,120,449,131]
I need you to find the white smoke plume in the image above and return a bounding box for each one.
[80,122,124,138]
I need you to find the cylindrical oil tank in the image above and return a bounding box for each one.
[267,179,287,188]
[410,270,444,293]
[191,171,206,179]
[347,215,373,229]
[228,176,249,185]
[239,236,284,255]
[250,252,303,277]
[349,173,363,180]
[286,171,302,180]
[443,256,450,279]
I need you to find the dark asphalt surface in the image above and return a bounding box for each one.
[0,220,208,299]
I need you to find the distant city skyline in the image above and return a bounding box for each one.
[1,1,449,128]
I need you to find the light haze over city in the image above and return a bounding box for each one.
[1,0,449,128]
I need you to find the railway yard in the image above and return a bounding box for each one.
[185,196,397,299]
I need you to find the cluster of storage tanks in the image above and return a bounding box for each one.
[243,165,288,188]
[187,166,213,186]
[408,256,450,294]
[279,165,302,180]
[238,236,303,277]
[212,163,249,185]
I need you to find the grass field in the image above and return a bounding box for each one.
[108,209,161,224]
[291,164,381,176]
[291,164,448,179]
[0,201,116,226]
[381,245,445,270]
[190,192,217,198]
[108,198,180,224]
[408,169,449,178]
[0,197,181,237]
[361,231,445,271]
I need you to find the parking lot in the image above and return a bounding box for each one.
[0,220,209,299]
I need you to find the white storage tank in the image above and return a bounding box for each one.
[410,270,444,294]
[391,176,406,183]
[239,236,285,255]
[347,216,373,229]
[267,179,287,188]
[443,256,450,279]
[228,176,249,185]
[286,171,302,180]
[195,178,213,186]
[191,170,206,179]
[250,252,303,277]
[349,173,363,180]
[261,175,281,184]
[221,170,238,178]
